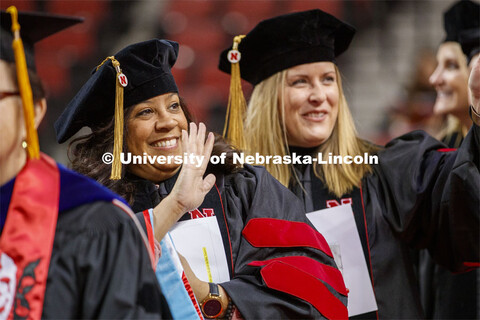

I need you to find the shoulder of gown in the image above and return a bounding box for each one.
[366,125,479,272]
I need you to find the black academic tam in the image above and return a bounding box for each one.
[218,9,355,85]
[0,10,82,71]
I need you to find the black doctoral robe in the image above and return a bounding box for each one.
[419,125,478,319]
[133,164,348,319]
[0,164,171,319]
[289,123,480,319]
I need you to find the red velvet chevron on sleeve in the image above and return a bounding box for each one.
[243,218,347,318]
[257,259,348,319]
[242,218,333,257]
[249,256,347,296]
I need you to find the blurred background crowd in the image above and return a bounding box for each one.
[0,0,455,163]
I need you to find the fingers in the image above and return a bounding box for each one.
[185,122,206,154]
[200,132,214,171]
[188,122,198,155]
[181,129,188,154]
[197,122,206,155]
[184,122,213,170]
[203,173,216,192]
[205,132,214,157]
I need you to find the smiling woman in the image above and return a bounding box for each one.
[126,93,188,182]
[430,42,470,118]
[55,39,348,319]
[282,62,339,148]
[1,9,173,319]
[244,58,374,198]
[419,1,480,318]
[429,0,479,149]
[219,9,480,319]
[429,41,471,145]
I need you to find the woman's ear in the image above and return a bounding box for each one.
[34,98,47,129]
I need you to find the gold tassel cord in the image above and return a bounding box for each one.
[7,6,40,160]
[223,35,247,151]
[96,56,126,180]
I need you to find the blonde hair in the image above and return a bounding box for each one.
[244,65,377,197]
[437,114,466,146]
[434,42,470,142]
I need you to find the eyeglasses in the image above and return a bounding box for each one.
[0,91,20,100]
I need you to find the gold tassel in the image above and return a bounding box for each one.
[96,56,127,180]
[7,6,40,160]
[223,35,246,151]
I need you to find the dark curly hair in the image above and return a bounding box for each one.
[68,97,239,205]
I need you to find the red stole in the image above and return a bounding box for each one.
[0,153,60,319]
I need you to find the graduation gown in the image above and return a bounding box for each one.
[132,164,348,319]
[289,124,480,319]
[419,129,478,319]
[0,163,170,319]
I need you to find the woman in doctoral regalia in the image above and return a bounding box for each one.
[420,1,480,318]
[0,8,171,318]
[55,38,348,319]
[218,9,480,319]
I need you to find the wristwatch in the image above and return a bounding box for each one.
[200,282,225,318]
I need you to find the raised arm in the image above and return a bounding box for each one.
[151,122,216,241]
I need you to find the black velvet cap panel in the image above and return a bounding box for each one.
[218,9,355,85]
[55,39,179,143]
[459,28,480,62]
[1,10,82,71]
[443,0,480,43]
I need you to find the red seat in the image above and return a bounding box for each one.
[197,56,230,95]
[1,0,35,11]
[226,0,278,30]
[286,0,342,17]
[227,0,276,17]
[44,1,103,58]
[166,0,216,17]
[36,24,94,57]
[46,0,108,22]
[171,67,188,87]
[36,51,70,96]
[180,86,207,121]
[170,20,224,51]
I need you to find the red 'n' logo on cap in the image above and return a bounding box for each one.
[118,73,128,87]
[228,50,241,63]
